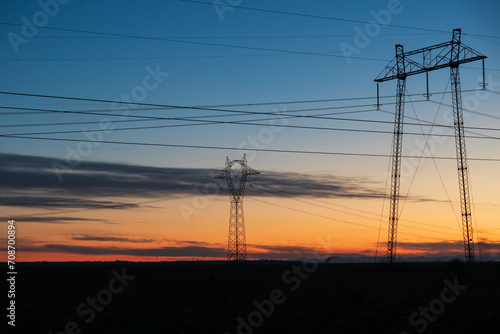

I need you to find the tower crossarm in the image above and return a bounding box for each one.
[235,155,260,197]
[215,155,260,197]
[375,34,486,83]
[214,159,238,196]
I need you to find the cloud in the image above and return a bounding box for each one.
[250,244,319,254]
[397,240,500,254]
[397,241,464,252]
[17,216,111,224]
[71,235,156,243]
[0,195,138,209]
[24,244,226,257]
[20,240,337,260]
[255,172,384,199]
[0,153,390,210]
[18,238,500,261]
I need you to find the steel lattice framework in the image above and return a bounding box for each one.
[215,154,259,262]
[375,29,486,264]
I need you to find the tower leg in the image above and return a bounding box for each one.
[450,66,475,264]
[227,198,237,261]
[387,77,406,264]
[236,200,246,261]
[228,197,246,261]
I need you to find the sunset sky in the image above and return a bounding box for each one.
[1,0,499,262]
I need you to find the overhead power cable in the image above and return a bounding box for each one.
[0,101,399,118]
[0,91,498,139]
[0,90,494,128]
[2,134,500,161]
[0,33,447,39]
[0,49,392,62]
[0,90,400,117]
[1,101,498,140]
[0,88,487,111]
[253,184,462,237]
[0,185,196,219]
[0,21,387,62]
[2,110,499,140]
[247,197,463,241]
[181,0,500,39]
[1,103,498,135]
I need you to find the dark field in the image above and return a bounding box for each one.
[4,261,500,333]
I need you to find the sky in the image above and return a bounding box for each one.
[0,0,499,262]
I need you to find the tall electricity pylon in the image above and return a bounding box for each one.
[215,154,259,262]
[375,29,486,264]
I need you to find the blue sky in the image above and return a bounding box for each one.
[1,0,499,261]
[1,0,498,171]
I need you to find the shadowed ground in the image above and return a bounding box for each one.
[6,261,500,333]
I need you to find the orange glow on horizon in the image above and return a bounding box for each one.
[5,193,499,262]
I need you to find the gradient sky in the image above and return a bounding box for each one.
[1,0,499,262]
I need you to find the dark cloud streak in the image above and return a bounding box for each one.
[26,244,227,257]
[16,216,111,224]
[72,235,155,243]
[0,153,412,209]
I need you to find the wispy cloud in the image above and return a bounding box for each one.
[17,216,111,224]
[0,153,395,211]
[18,238,500,261]
[250,244,319,254]
[397,240,500,254]
[71,235,156,243]
[256,172,384,199]
[0,195,139,210]
[23,244,226,257]
[20,240,339,259]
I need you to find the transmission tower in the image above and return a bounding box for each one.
[375,29,486,264]
[215,154,260,262]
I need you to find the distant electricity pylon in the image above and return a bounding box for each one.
[375,29,486,264]
[215,154,260,262]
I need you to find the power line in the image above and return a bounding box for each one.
[0,91,389,123]
[428,99,500,122]
[0,104,382,117]
[0,105,379,126]
[0,90,415,125]
[254,184,462,236]
[0,102,392,127]
[0,21,387,62]
[0,93,498,140]
[463,66,500,72]
[3,110,499,140]
[0,90,400,114]
[0,49,392,62]
[0,33,447,39]
[2,134,500,161]
[398,83,462,234]
[0,90,496,133]
[181,0,500,39]
[3,103,498,134]
[0,88,488,111]
[1,166,467,239]
[247,196,462,241]
[160,88,485,108]
[2,176,461,241]
[181,0,445,33]
[1,101,498,140]
[0,186,196,220]
[486,89,500,96]
[0,102,395,119]
[1,104,498,140]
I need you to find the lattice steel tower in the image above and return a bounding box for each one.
[215,154,259,262]
[375,29,486,264]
